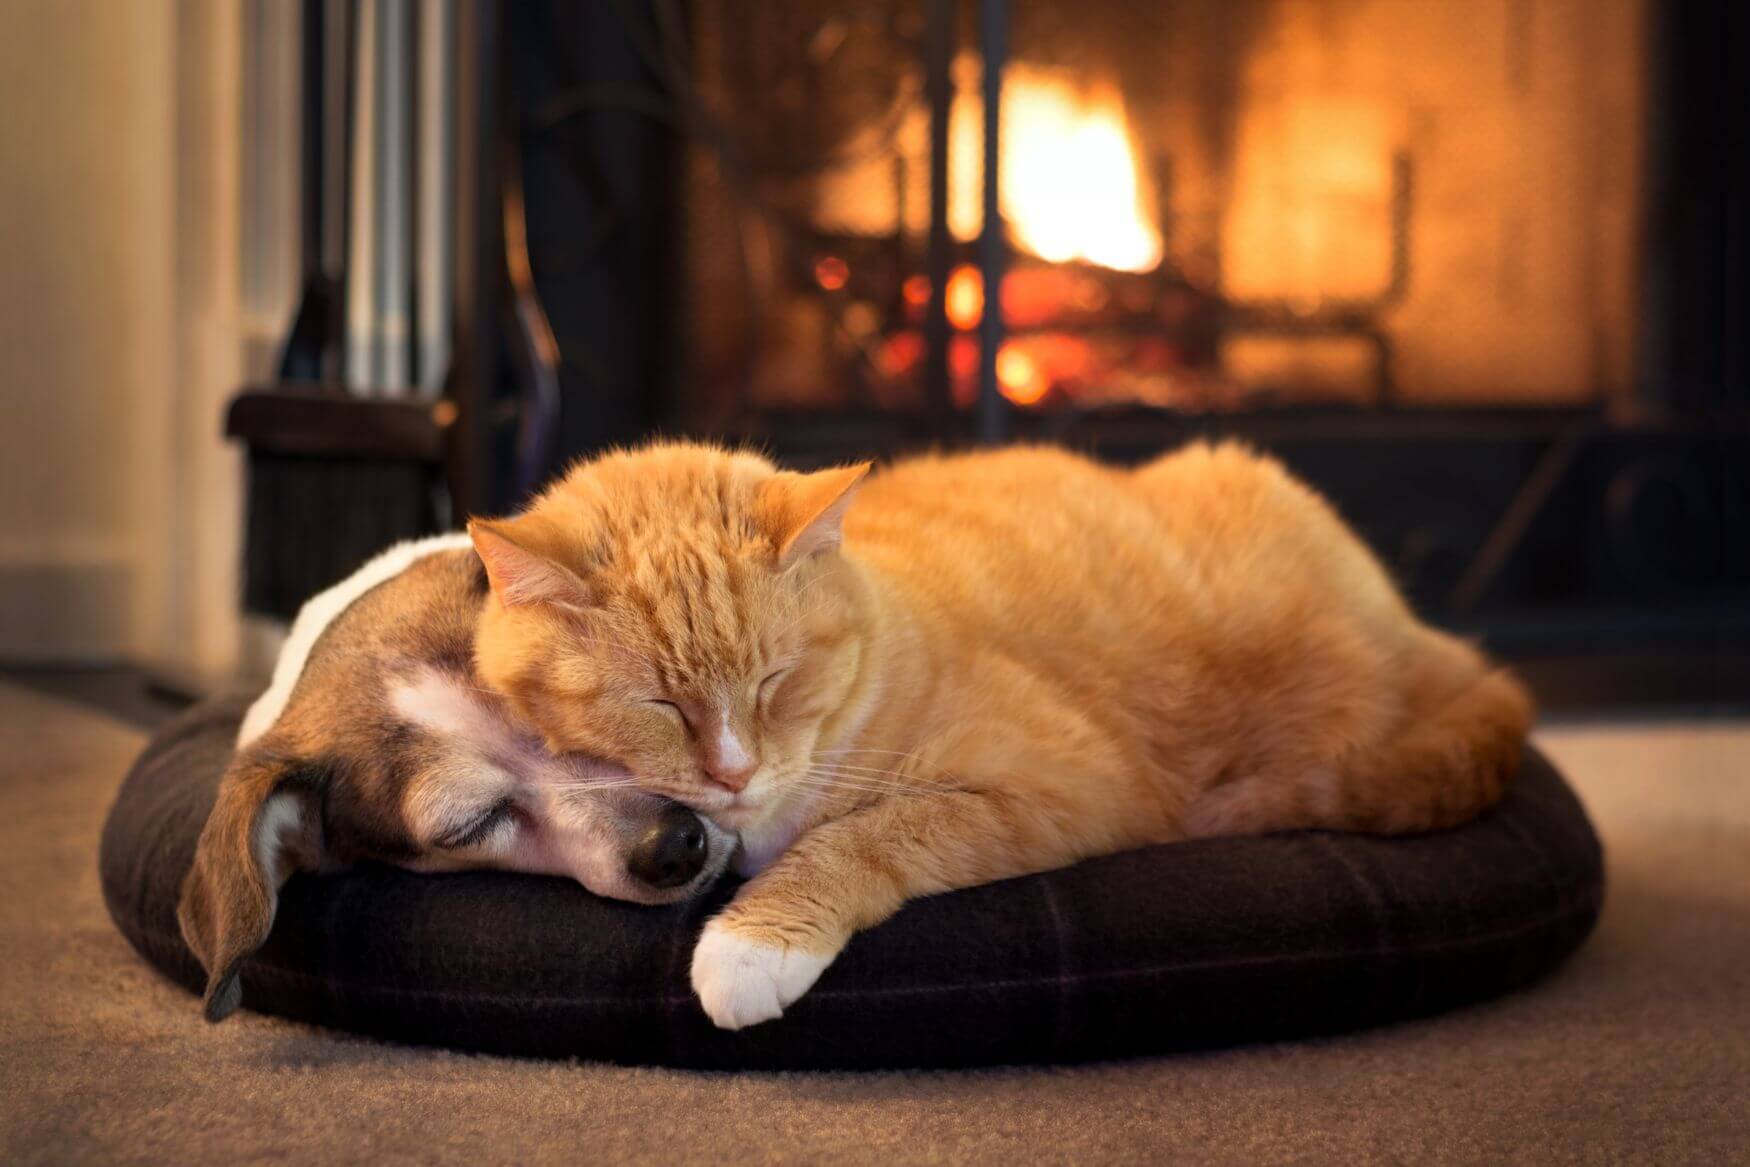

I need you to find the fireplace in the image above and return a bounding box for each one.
[657,0,1647,434]
[455,0,1746,672]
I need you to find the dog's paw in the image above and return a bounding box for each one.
[689,920,834,1030]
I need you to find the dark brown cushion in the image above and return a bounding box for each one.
[100,692,1604,1069]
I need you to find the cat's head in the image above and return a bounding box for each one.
[469,443,872,830]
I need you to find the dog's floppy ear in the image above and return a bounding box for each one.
[176,747,325,1022]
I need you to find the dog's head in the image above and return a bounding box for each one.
[175,541,737,1022]
[177,693,737,1021]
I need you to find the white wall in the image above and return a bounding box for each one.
[0,0,175,661]
[0,0,267,686]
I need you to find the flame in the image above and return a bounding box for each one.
[816,59,1163,275]
[951,62,1163,273]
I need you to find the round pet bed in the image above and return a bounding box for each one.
[101,692,1604,1070]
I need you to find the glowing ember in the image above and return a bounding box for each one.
[949,336,979,386]
[878,330,924,378]
[995,345,1047,405]
[945,265,984,330]
[814,255,849,291]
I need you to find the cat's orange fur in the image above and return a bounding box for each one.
[470,441,1532,1028]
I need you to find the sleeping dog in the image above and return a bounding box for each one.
[179,534,736,1021]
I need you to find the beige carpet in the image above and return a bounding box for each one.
[2,680,1746,1166]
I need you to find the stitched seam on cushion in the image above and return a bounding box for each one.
[1498,812,1560,897]
[124,891,1601,1010]
[1314,834,1393,950]
[1036,872,1072,1055]
[1313,833,1410,1004]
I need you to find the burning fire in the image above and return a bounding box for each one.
[951,61,1163,273]
[820,59,1163,274]
[818,58,1171,409]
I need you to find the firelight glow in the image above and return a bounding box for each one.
[951,64,1164,273]
[819,58,1166,275]
[945,265,984,330]
[995,345,1048,405]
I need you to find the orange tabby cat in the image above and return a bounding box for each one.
[469,441,1531,1029]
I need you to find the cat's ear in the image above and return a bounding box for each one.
[177,751,326,1022]
[754,462,872,569]
[469,519,593,611]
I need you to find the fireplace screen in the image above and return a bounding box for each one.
[670,0,1647,435]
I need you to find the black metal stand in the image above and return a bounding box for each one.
[974,0,1008,444]
[921,0,956,428]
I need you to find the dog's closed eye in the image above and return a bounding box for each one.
[436,796,518,850]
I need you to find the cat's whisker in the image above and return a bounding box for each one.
[790,777,911,799]
[775,573,844,634]
[801,762,924,780]
[773,593,836,639]
[813,748,953,781]
[802,783,927,799]
[816,748,931,759]
[801,772,921,793]
[809,761,919,778]
[796,769,932,797]
[804,759,917,780]
[806,760,945,788]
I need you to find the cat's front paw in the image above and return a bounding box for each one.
[689,919,835,1030]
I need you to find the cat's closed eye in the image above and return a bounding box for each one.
[646,699,689,731]
[757,667,790,705]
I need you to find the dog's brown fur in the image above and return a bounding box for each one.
[179,546,732,1021]
[470,440,1534,1027]
[179,549,483,1018]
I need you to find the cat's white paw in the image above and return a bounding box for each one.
[690,920,834,1030]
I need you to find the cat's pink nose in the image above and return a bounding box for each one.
[702,721,757,792]
[702,759,755,793]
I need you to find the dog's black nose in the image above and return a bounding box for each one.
[627,804,709,889]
